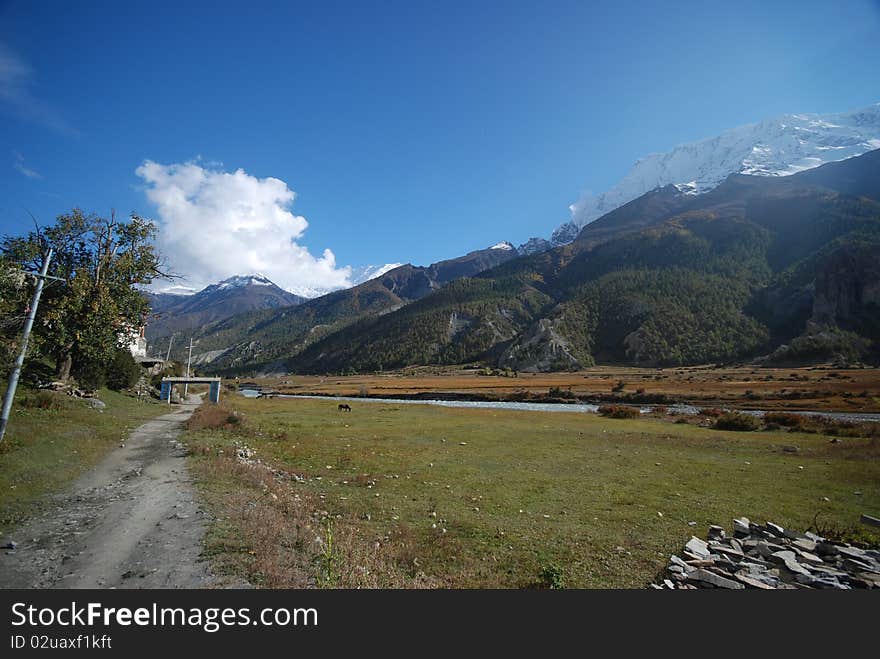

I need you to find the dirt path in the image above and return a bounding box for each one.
[0,398,235,589]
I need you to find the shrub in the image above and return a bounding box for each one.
[699,407,724,418]
[18,390,69,411]
[763,412,804,428]
[538,563,565,589]
[598,405,638,419]
[71,360,106,391]
[549,387,576,399]
[714,412,761,431]
[186,403,243,431]
[106,348,142,391]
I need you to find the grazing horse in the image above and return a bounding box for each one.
[338,403,352,412]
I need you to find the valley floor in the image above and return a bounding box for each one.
[243,365,880,415]
[183,394,880,588]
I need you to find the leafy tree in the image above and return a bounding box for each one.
[106,347,142,391]
[2,209,166,382]
[0,255,31,376]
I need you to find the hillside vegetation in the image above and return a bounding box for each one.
[189,150,880,374]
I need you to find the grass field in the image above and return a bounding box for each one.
[184,394,880,588]
[0,388,167,536]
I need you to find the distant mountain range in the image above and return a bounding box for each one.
[279,149,880,373]
[143,105,880,373]
[144,275,306,352]
[148,242,520,366]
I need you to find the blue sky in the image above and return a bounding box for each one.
[1,0,879,293]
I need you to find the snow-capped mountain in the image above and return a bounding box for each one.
[517,237,551,255]
[563,103,880,236]
[350,263,405,286]
[144,274,305,343]
[203,273,276,292]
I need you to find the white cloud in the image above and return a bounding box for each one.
[136,160,354,297]
[12,150,41,179]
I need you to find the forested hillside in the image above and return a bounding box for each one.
[279,150,880,373]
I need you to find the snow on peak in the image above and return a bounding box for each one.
[349,263,404,286]
[567,103,880,231]
[490,241,514,251]
[214,274,275,290]
[148,283,197,296]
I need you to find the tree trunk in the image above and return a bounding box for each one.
[55,352,72,381]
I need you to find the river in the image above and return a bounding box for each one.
[238,390,880,423]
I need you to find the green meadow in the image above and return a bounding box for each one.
[184,396,880,588]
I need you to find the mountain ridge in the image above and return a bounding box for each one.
[552,103,880,245]
[279,149,880,374]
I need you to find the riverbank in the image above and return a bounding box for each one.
[236,364,880,415]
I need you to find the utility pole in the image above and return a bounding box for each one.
[164,332,175,363]
[0,249,55,443]
[183,336,193,399]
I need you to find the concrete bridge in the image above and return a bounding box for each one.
[160,376,222,403]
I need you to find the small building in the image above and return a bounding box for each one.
[122,325,148,359]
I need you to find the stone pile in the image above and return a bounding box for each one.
[654,517,880,589]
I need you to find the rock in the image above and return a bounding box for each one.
[854,571,880,588]
[792,538,817,553]
[794,573,836,589]
[714,545,744,560]
[780,558,811,577]
[807,564,849,578]
[816,542,839,557]
[707,525,726,540]
[769,550,797,564]
[756,541,786,558]
[685,536,711,559]
[766,522,785,536]
[2,541,17,550]
[735,573,776,589]
[782,527,807,541]
[686,568,744,589]
[654,517,880,590]
[733,517,751,536]
[87,398,106,410]
[837,545,867,560]
[792,549,824,565]
[843,557,878,574]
